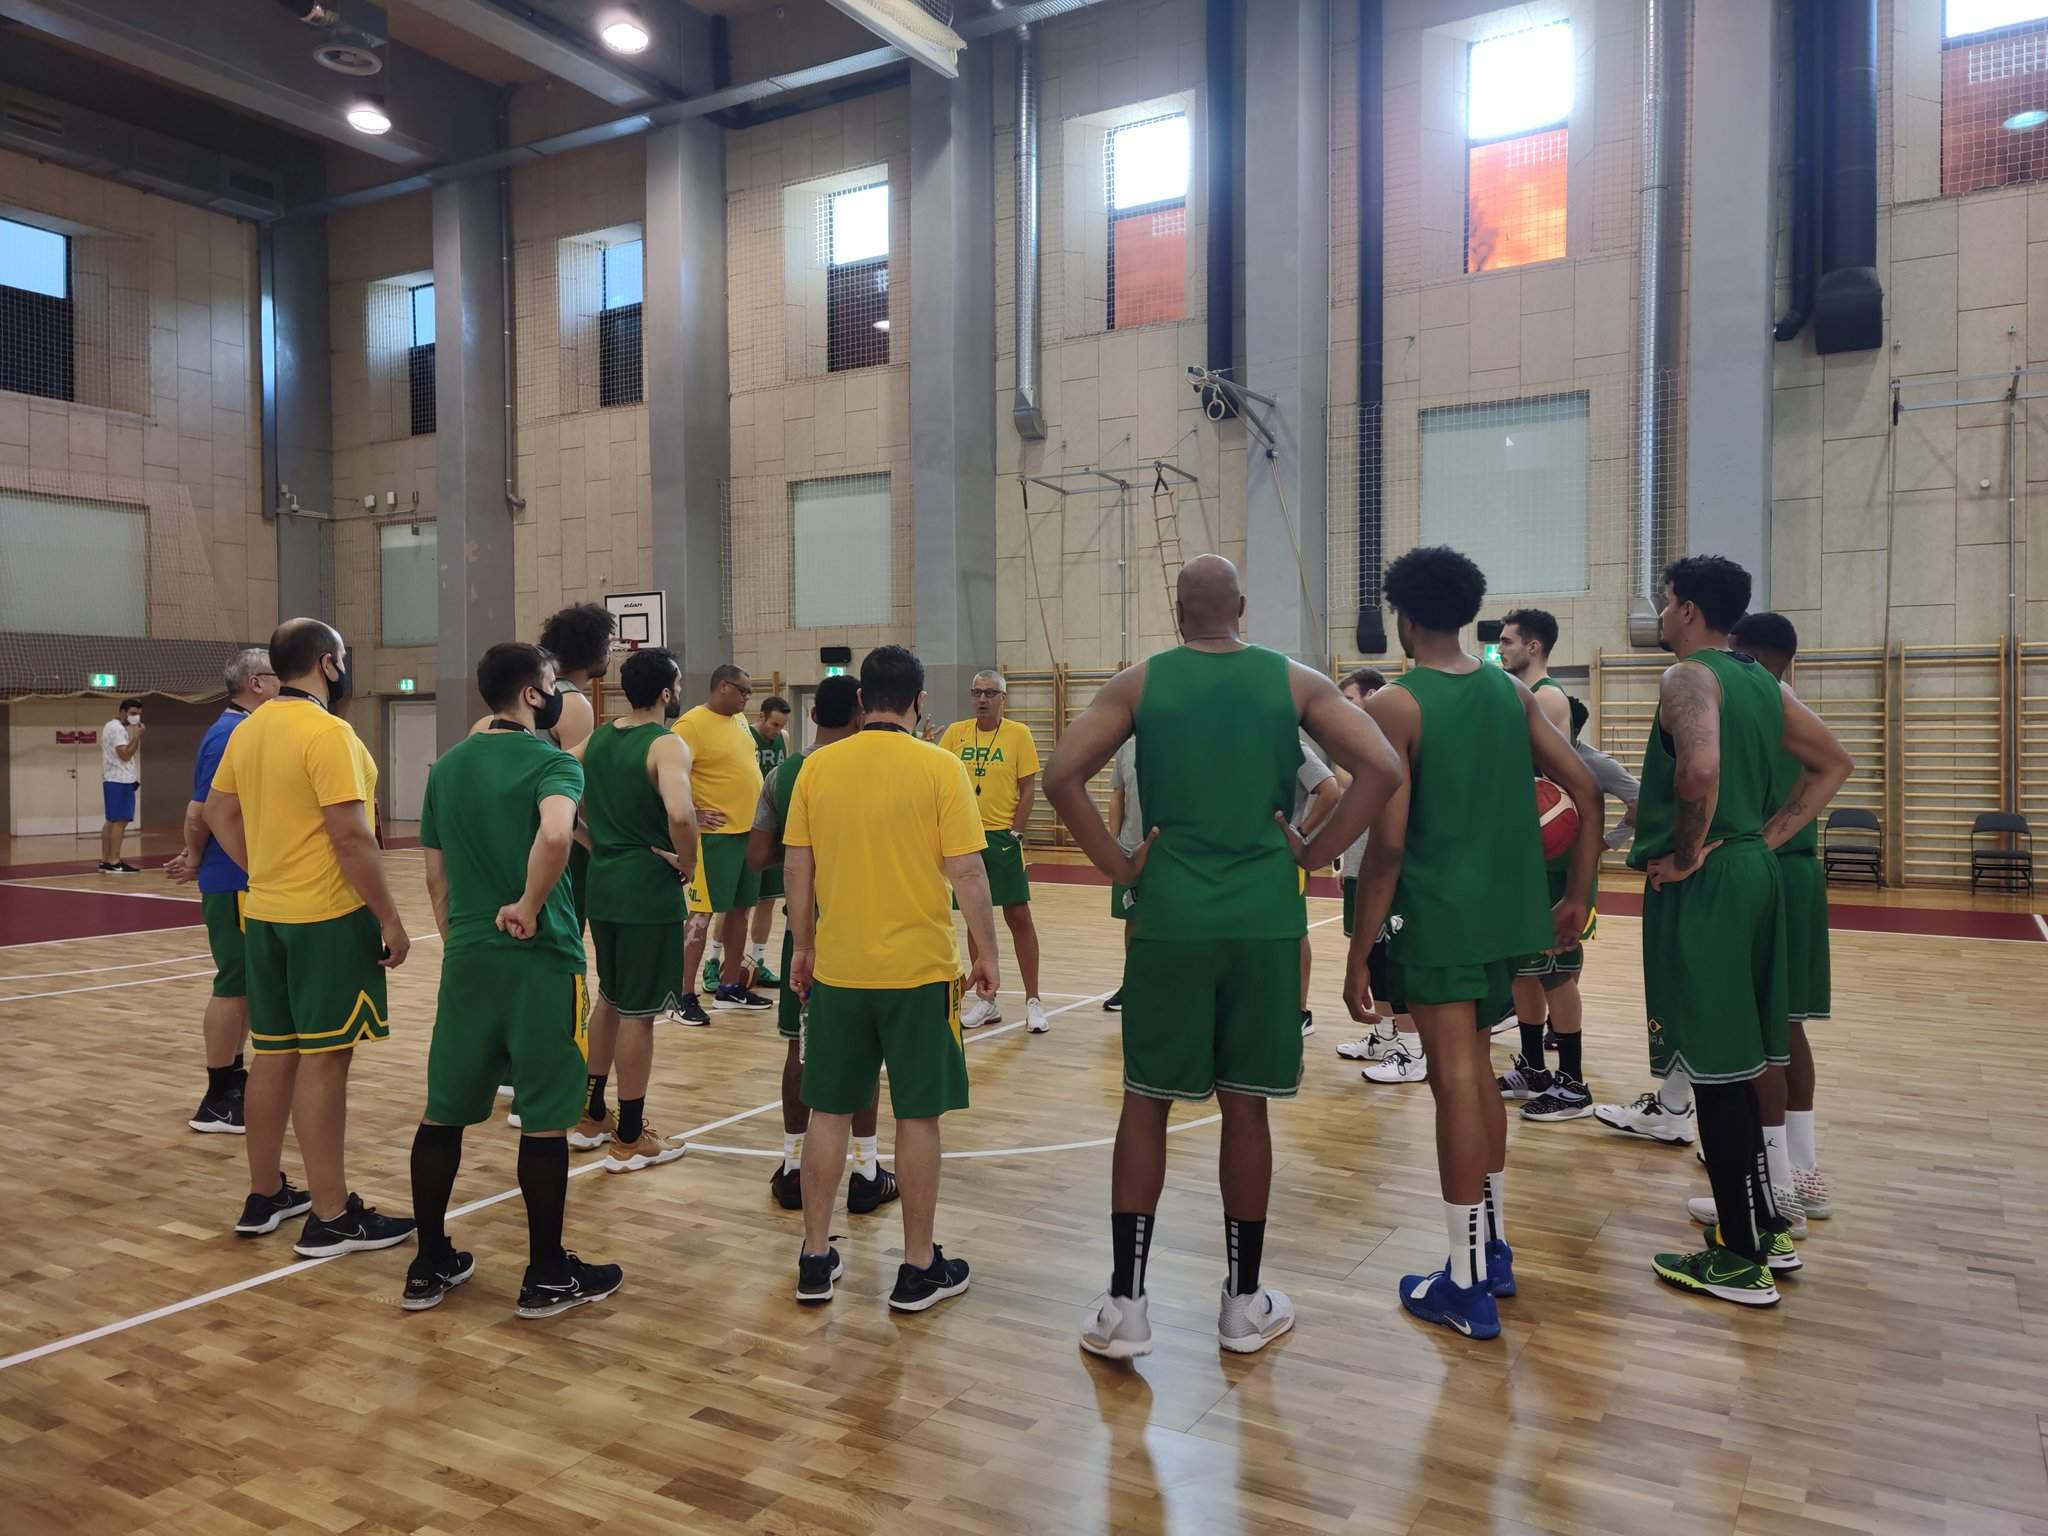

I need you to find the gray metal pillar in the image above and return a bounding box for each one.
[431,175,515,747]
[910,47,998,724]
[1243,0,1330,664]
[1685,0,1774,593]
[645,120,730,700]
[261,218,334,627]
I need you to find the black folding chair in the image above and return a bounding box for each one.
[1820,808,1882,887]
[1970,812,2034,893]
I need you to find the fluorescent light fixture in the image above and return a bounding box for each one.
[821,0,963,78]
[346,93,391,135]
[1468,23,1572,141]
[599,9,651,54]
[2006,108,2048,131]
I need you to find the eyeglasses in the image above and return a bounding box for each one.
[969,688,1004,700]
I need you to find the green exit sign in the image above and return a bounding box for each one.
[88,672,116,689]
[1482,644,1501,668]
[823,665,846,677]
[396,677,417,694]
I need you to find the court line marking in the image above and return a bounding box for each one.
[0,925,204,952]
[2035,913,2048,943]
[0,951,211,980]
[0,879,202,904]
[687,1113,1224,1163]
[0,968,214,1003]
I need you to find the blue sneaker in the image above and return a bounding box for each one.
[1485,1238,1516,1298]
[1398,1269,1501,1340]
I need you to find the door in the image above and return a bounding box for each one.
[785,684,817,751]
[8,698,100,836]
[386,700,438,825]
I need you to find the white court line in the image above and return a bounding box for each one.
[2035,913,2048,943]
[0,924,202,952]
[0,951,210,981]
[0,968,214,1002]
[687,1112,1223,1163]
[0,879,201,904]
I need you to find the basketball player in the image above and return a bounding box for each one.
[676,664,769,1020]
[1103,734,1141,1012]
[784,645,995,1310]
[578,647,700,1172]
[744,695,792,986]
[1632,557,1850,1307]
[166,646,278,1133]
[1045,555,1403,1359]
[745,676,898,1215]
[1346,550,1603,1339]
[1494,608,1595,1121]
[203,619,415,1256]
[941,671,1047,1034]
[404,644,623,1316]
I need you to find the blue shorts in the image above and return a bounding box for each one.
[103,782,138,822]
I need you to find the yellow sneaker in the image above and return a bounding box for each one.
[603,1125,687,1173]
[569,1110,616,1151]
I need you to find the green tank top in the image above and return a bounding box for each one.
[1532,676,1580,742]
[1391,665,1554,967]
[1131,645,1305,941]
[553,677,591,883]
[1628,648,1785,868]
[583,719,684,923]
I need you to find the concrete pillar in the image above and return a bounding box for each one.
[261,219,333,627]
[430,175,515,748]
[644,121,730,700]
[1243,0,1330,665]
[909,48,997,723]
[1685,0,1774,595]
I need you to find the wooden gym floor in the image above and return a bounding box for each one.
[1,858,2046,1536]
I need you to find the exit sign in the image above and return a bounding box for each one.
[89,672,116,689]
[1481,644,1501,668]
[823,665,846,677]
[397,677,417,693]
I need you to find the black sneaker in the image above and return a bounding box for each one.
[401,1245,476,1311]
[712,983,772,1012]
[848,1166,899,1214]
[1543,1024,1560,1053]
[234,1176,312,1236]
[1496,1054,1553,1100]
[189,1088,245,1134]
[1103,987,1123,1012]
[672,994,711,1026]
[516,1252,624,1318]
[1522,1069,1594,1122]
[96,861,118,874]
[1299,1010,1315,1038]
[292,1192,417,1257]
[888,1245,971,1312]
[770,1163,803,1210]
[797,1245,845,1303]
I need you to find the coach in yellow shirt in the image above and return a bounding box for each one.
[785,644,998,1313]
[937,669,1046,1035]
[203,618,415,1259]
[674,663,768,1019]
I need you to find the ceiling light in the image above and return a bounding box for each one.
[345,93,391,135]
[2004,109,2048,132]
[600,9,651,54]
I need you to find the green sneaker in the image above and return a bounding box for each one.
[1704,1223,1801,1273]
[1651,1245,1780,1306]
[752,960,781,988]
[702,957,721,991]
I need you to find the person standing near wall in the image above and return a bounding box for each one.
[676,664,769,1021]
[744,694,792,987]
[98,696,146,874]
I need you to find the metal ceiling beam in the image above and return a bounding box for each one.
[401,0,668,107]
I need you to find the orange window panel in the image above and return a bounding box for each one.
[1941,28,2048,198]
[1466,127,1568,274]
[1109,205,1188,330]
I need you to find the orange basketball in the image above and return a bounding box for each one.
[1534,778,1579,860]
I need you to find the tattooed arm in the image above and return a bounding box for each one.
[1762,685,1855,850]
[1659,660,1720,879]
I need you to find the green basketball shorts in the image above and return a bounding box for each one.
[802,976,969,1120]
[590,918,686,1018]
[1515,868,1592,981]
[758,863,785,903]
[1778,851,1831,1023]
[1640,845,1789,1084]
[426,948,589,1132]
[1110,880,1137,920]
[778,925,801,1040]
[1388,954,1515,1029]
[202,889,247,999]
[568,840,591,937]
[980,830,1030,907]
[687,832,762,915]
[1121,938,1302,1101]
[244,906,389,1055]
[1341,876,1356,937]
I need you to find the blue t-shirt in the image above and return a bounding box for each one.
[192,706,251,894]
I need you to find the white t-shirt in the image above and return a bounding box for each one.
[1109,738,1144,855]
[101,719,139,784]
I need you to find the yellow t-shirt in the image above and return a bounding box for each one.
[785,729,986,988]
[211,697,379,924]
[937,716,1043,832]
[673,704,762,835]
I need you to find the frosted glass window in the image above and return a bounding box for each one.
[0,491,145,634]
[1468,24,1572,141]
[830,184,889,266]
[1420,394,1589,597]
[792,474,890,627]
[1946,1,2048,38]
[1108,113,1190,209]
[0,217,66,298]
[379,523,439,647]
[602,239,644,310]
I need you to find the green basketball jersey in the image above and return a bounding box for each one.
[1131,644,1305,942]
[1766,736,1817,856]
[1389,664,1554,968]
[770,748,806,834]
[1629,648,1785,868]
[1532,675,1580,742]
[418,728,585,969]
[584,719,684,924]
[753,724,788,778]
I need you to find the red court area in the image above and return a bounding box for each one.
[0,883,200,946]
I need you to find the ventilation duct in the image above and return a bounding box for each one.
[1773,0,1820,341]
[1812,0,1881,354]
[1012,24,1047,440]
[1353,0,1384,654]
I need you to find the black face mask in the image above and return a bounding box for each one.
[323,652,353,709]
[532,685,565,734]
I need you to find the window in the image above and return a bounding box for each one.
[1941,4,2048,195]
[1420,393,1589,597]
[1465,23,1570,273]
[791,473,891,626]
[599,238,643,408]
[407,282,436,436]
[379,523,438,647]
[0,490,145,635]
[827,183,890,373]
[0,216,74,404]
[1106,113,1189,330]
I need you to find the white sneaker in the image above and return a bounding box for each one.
[1079,1292,1153,1360]
[1362,1042,1427,1083]
[1686,1191,1807,1241]
[1336,1024,1400,1061]
[1593,1092,1697,1145]
[507,1111,523,1130]
[1026,998,1050,1034]
[959,994,1002,1029]
[1793,1164,1832,1218]
[1217,1283,1295,1354]
[496,1084,515,1099]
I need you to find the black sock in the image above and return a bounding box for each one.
[408,1122,463,1259]
[517,1134,570,1280]
[206,1063,235,1098]
[617,1096,645,1144]
[1226,1216,1266,1297]
[1555,1031,1583,1081]
[1694,1081,1769,1265]
[586,1073,608,1121]
[1519,1020,1546,1064]
[1110,1211,1153,1299]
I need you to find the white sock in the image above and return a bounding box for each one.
[1444,1200,1487,1289]
[1657,1069,1693,1115]
[1786,1109,1817,1170]
[782,1131,803,1173]
[751,941,767,963]
[708,940,724,963]
[853,1135,879,1179]
[1483,1171,1506,1245]
[1763,1125,1792,1193]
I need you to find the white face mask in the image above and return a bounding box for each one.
[126,713,141,726]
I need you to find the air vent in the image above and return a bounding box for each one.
[314,41,382,75]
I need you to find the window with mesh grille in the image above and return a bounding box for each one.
[1106,113,1189,330]
[1420,392,1590,596]
[826,183,890,373]
[1464,23,1570,274]
[791,473,891,626]
[0,216,74,405]
[599,238,644,408]
[408,282,436,437]
[1941,4,2048,196]
[379,522,438,647]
